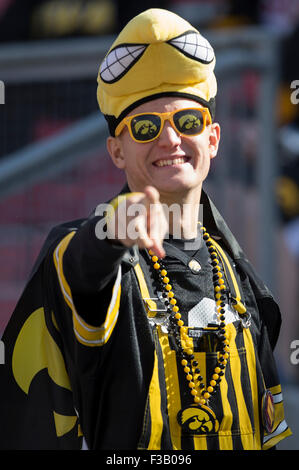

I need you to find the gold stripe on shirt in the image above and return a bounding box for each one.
[242,328,261,449]
[147,350,164,450]
[157,326,182,450]
[228,323,255,449]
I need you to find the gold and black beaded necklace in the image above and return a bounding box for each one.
[148,225,230,433]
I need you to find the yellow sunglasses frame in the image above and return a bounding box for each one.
[114,107,212,143]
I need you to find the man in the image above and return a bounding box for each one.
[0,8,291,450]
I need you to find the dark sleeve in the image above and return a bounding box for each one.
[63,216,127,293]
[44,220,130,446]
[59,216,128,326]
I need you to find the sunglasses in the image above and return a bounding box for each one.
[115,107,212,143]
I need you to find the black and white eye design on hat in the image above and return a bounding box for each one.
[168,30,214,64]
[99,44,148,83]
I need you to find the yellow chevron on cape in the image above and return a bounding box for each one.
[12,307,71,394]
[12,307,78,437]
[53,412,78,437]
[97,8,217,121]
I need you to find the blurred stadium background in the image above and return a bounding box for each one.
[0,0,298,449]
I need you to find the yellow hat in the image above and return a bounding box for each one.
[97,8,217,135]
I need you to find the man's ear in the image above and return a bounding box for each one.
[209,122,221,159]
[106,136,126,169]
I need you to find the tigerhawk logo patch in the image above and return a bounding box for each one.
[177,404,219,435]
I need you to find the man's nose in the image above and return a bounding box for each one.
[157,120,182,147]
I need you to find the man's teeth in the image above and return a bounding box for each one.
[155,157,186,167]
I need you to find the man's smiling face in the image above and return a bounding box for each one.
[107,97,220,202]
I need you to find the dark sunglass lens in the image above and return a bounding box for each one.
[131,115,161,141]
[174,109,204,135]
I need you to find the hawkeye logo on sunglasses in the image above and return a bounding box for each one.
[133,118,157,139]
[99,30,214,84]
